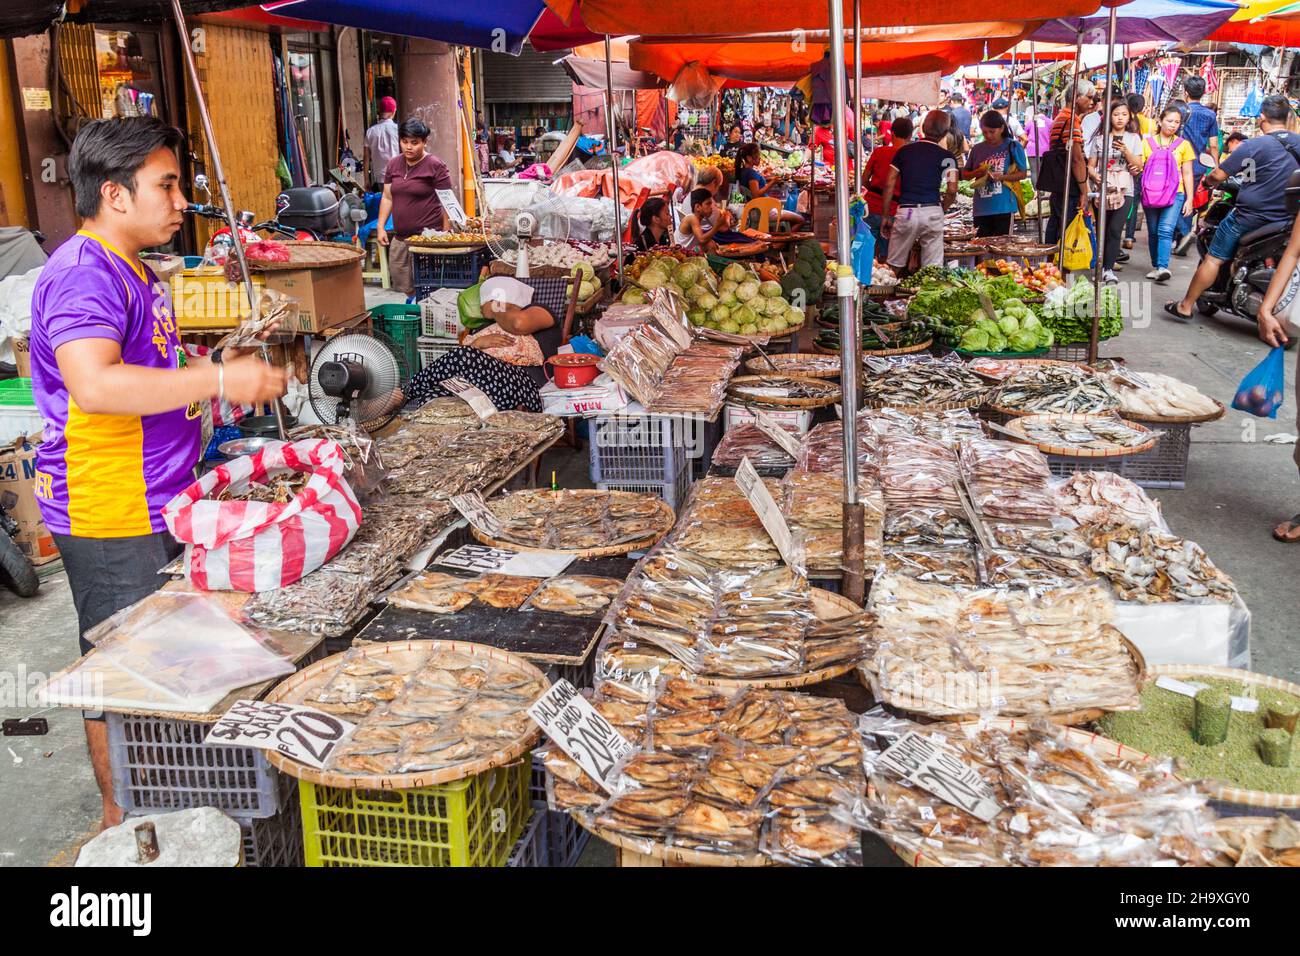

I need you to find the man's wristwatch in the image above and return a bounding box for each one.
[210,346,226,366]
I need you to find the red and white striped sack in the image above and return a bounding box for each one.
[162,439,362,592]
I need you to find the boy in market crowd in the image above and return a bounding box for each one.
[28,116,287,830]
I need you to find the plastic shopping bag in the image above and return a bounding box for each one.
[1231,345,1287,419]
[1241,85,1264,119]
[163,439,362,592]
[1062,207,1093,272]
[850,218,875,286]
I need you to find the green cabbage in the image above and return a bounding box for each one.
[987,330,1008,352]
[1009,329,1039,352]
[960,328,990,351]
[710,304,731,323]
[737,280,761,302]
[759,280,783,298]
[997,314,1020,336]
[722,263,748,283]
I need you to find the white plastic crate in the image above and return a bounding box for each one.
[417,335,460,370]
[1119,423,1192,490]
[418,287,463,339]
[597,470,693,512]
[723,402,814,434]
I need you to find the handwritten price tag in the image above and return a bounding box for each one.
[876,731,1003,822]
[206,700,355,770]
[450,491,503,537]
[735,457,804,575]
[442,377,498,421]
[528,679,634,791]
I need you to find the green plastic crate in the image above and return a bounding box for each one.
[0,377,34,406]
[299,762,530,867]
[370,306,421,385]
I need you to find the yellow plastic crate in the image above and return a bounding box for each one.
[170,268,265,329]
[299,762,530,867]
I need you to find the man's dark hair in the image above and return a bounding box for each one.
[1126,92,1145,115]
[1183,76,1206,101]
[1226,131,1248,146]
[68,116,183,220]
[690,187,713,210]
[891,116,914,140]
[399,118,431,141]
[949,93,964,105]
[1261,94,1292,124]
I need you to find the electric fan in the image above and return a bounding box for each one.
[482,195,573,278]
[307,331,408,433]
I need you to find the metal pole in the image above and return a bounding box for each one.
[853,0,862,195]
[1032,41,1043,243]
[604,36,624,284]
[1090,5,1119,365]
[829,0,864,606]
[170,0,285,440]
[1056,29,1085,274]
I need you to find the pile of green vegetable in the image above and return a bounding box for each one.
[906,270,1053,354]
[779,239,827,307]
[1040,278,1124,345]
[898,264,950,293]
[815,317,932,352]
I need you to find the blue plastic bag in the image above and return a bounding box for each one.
[1231,345,1287,419]
[1241,85,1264,119]
[566,334,603,357]
[850,218,875,286]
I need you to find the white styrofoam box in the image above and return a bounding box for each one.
[539,374,629,418]
[418,287,463,339]
[723,402,813,434]
[0,405,43,445]
[1113,601,1244,670]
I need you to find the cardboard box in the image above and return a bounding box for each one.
[263,261,366,333]
[723,402,813,434]
[13,337,30,377]
[0,438,60,566]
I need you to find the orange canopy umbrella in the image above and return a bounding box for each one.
[1207,11,1300,44]
[545,0,1100,35]
[629,28,1038,83]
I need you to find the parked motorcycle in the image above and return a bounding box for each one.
[1192,168,1300,323]
[0,499,38,598]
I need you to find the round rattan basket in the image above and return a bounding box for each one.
[246,240,365,270]
[1000,412,1159,458]
[725,374,841,409]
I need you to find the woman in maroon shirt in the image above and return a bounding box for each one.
[376,118,455,296]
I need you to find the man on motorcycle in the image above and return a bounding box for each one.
[1167,96,1300,322]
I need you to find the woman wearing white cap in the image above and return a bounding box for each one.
[401,276,560,411]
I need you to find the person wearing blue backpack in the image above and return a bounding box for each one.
[1167,96,1300,321]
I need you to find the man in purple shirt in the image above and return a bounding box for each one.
[30,117,287,829]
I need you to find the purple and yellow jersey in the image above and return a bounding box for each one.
[30,231,201,537]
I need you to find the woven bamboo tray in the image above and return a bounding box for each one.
[968,357,1095,382]
[582,819,773,867]
[861,338,933,358]
[469,491,676,557]
[725,374,841,409]
[1100,665,1300,813]
[1119,398,1226,426]
[246,240,365,270]
[860,393,988,413]
[877,723,1162,867]
[742,353,842,379]
[690,588,863,690]
[1210,817,1300,866]
[857,630,1147,726]
[1001,413,1159,458]
[263,639,545,789]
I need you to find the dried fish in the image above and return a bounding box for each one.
[993,363,1118,414]
[1016,414,1156,452]
[1088,524,1237,604]
[860,356,989,409]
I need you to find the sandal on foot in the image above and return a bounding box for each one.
[1163,301,1194,323]
[1273,515,1300,542]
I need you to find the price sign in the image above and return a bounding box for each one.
[876,731,1003,823]
[442,377,498,420]
[450,491,503,537]
[436,544,574,577]
[735,457,804,575]
[750,409,803,458]
[528,679,634,791]
[435,188,468,228]
[206,700,355,769]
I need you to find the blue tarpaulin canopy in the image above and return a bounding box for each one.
[1032,0,1237,44]
[261,0,547,53]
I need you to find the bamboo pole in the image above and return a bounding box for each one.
[1090,5,1120,366]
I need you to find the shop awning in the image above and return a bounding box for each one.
[529,6,603,51]
[0,0,255,37]
[1032,0,1238,44]
[1207,9,1300,44]
[562,55,666,90]
[629,28,1039,84]
[544,0,1102,35]
[259,0,547,53]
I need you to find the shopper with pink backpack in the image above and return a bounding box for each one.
[1139,107,1195,283]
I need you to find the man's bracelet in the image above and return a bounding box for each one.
[217,363,225,402]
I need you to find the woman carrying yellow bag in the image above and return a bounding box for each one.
[1062,205,1094,273]
[962,111,1029,237]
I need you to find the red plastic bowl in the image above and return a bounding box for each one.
[546,353,601,389]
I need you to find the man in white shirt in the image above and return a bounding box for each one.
[992,98,1025,145]
[364,96,399,191]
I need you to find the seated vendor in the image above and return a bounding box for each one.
[675,187,725,253]
[400,276,559,412]
[734,143,804,231]
[634,197,673,252]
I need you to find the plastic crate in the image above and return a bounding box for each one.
[418,287,464,338]
[507,810,548,868]
[410,247,490,289]
[588,413,693,484]
[0,377,43,444]
[239,771,305,867]
[1044,454,1128,480]
[299,762,530,867]
[371,306,422,384]
[1043,343,1095,364]
[1118,422,1192,490]
[106,713,284,818]
[527,755,592,868]
[692,415,724,480]
[417,335,460,371]
[596,470,693,513]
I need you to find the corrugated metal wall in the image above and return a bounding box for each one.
[481,45,572,104]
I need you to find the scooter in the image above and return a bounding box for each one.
[1192,169,1300,322]
[188,174,368,260]
[0,499,38,597]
